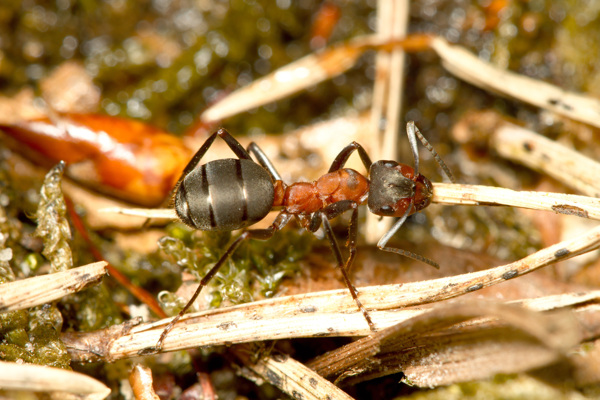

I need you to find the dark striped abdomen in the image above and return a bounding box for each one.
[175,158,275,231]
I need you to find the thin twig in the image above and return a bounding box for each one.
[100,184,600,222]
[0,360,111,399]
[0,261,107,313]
[233,343,355,400]
[491,122,600,197]
[365,0,410,244]
[432,183,600,219]
[429,36,600,129]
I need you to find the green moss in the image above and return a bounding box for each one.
[0,306,70,369]
[157,224,312,312]
[34,161,72,273]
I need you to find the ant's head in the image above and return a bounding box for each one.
[367,160,433,217]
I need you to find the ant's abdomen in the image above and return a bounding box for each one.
[175,158,274,231]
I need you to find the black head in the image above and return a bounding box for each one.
[367,160,433,217]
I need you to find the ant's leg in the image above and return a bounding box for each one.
[174,128,253,197]
[143,129,251,227]
[317,212,376,331]
[406,122,455,183]
[216,128,254,160]
[310,201,360,274]
[247,142,283,181]
[140,211,293,355]
[377,202,440,269]
[328,142,373,173]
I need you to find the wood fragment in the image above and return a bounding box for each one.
[0,261,107,313]
[307,301,580,386]
[491,123,600,197]
[0,360,111,399]
[234,344,355,400]
[430,36,600,128]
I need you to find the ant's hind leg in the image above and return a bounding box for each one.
[143,129,250,228]
[140,211,293,355]
[179,129,246,187]
[247,142,283,181]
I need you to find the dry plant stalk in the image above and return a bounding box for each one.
[306,301,580,387]
[432,183,600,220]
[429,37,600,129]
[201,34,600,130]
[0,261,107,312]
[364,0,409,244]
[491,122,600,197]
[62,221,600,360]
[199,34,427,123]
[234,343,355,400]
[101,184,600,222]
[0,360,111,400]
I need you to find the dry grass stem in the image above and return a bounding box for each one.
[491,123,600,197]
[430,36,600,128]
[200,35,377,123]
[0,360,111,400]
[307,301,581,386]
[99,207,178,220]
[201,34,600,131]
[364,0,409,244]
[432,183,600,219]
[234,344,355,400]
[63,222,600,360]
[0,261,107,312]
[101,184,600,222]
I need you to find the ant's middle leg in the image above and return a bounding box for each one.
[314,211,375,331]
[306,200,360,274]
[141,211,293,355]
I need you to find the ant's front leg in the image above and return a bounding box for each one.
[328,142,373,173]
[376,201,440,269]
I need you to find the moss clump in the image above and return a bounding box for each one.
[34,161,72,272]
[157,223,313,312]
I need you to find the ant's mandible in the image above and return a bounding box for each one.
[143,122,455,354]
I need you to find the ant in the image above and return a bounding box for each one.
[143,122,455,354]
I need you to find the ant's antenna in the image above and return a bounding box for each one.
[406,121,456,183]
